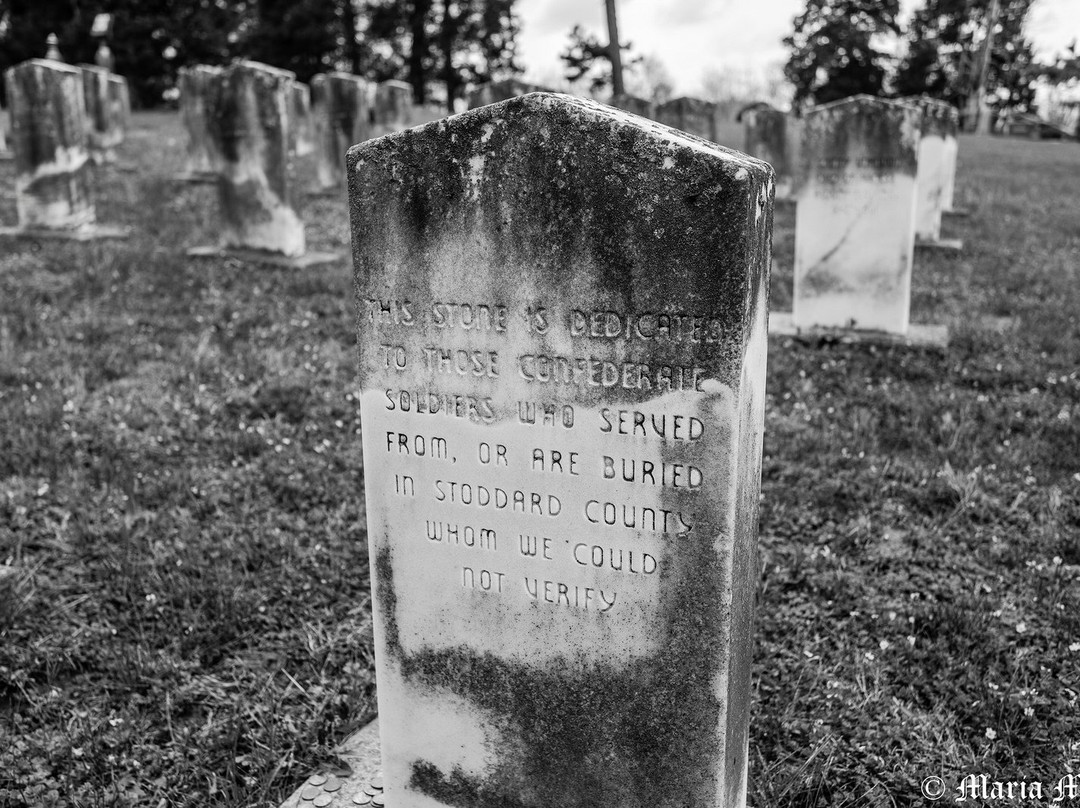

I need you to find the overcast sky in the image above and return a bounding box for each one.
[514,0,1080,97]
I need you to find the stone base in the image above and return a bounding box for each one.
[279,719,382,808]
[0,223,131,241]
[770,312,949,349]
[916,237,964,252]
[0,150,12,161]
[187,245,341,268]
[170,172,219,184]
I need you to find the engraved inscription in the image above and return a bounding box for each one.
[364,299,720,617]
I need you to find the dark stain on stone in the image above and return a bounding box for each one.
[347,93,773,807]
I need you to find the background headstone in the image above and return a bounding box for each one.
[466,78,553,109]
[79,63,122,163]
[310,72,373,191]
[203,60,304,256]
[610,93,654,119]
[793,95,921,334]
[177,65,224,180]
[913,97,960,245]
[370,79,414,139]
[939,102,961,213]
[654,95,718,141]
[4,59,94,230]
[290,80,315,157]
[743,105,800,200]
[349,92,773,808]
[108,74,131,138]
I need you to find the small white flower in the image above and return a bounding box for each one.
[985,728,997,740]
[1016,622,1027,634]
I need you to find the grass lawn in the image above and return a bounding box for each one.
[1,113,1078,807]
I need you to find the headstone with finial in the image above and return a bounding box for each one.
[347,91,773,808]
[1,59,128,240]
[45,34,63,62]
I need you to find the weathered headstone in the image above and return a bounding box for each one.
[467,78,554,110]
[655,96,718,142]
[107,73,131,139]
[936,101,962,214]
[0,105,9,157]
[1,58,127,239]
[609,93,654,119]
[370,80,414,139]
[188,60,336,266]
[742,105,800,200]
[791,95,922,335]
[290,81,315,157]
[175,65,224,182]
[348,92,772,808]
[913,98,962,250]
[79,64,122,163]
[310,72,373,192]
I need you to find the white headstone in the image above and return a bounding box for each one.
[913,98,959,242]
[348,92,773,808]
[793,95,921,334]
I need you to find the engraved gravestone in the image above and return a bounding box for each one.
[349,92,773,808]
[370,80,414,138]
[177,65,224,180]
[913,98,962,248]
[793,95,921,334]
[311,72,373,191]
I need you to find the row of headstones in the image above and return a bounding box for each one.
[474,80,962,340]
[174,60,445,265]
[1,58,133,238]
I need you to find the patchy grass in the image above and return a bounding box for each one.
[756,134,1080,806]
[0,115,1078,808]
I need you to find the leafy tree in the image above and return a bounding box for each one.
[895,0,1037,112]
[243,0,339,83]
[783,0,902,107]
[559,23,639,95]
[360,0,520,112]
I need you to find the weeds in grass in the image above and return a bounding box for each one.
[1,119,1079,807]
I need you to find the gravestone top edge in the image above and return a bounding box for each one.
[233,59,297,81]
[809,93,915,114]
[14,58,82,76]
[348,91,774,178]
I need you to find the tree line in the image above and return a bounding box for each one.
[783,0,1056,117]
[0,0,520,111]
